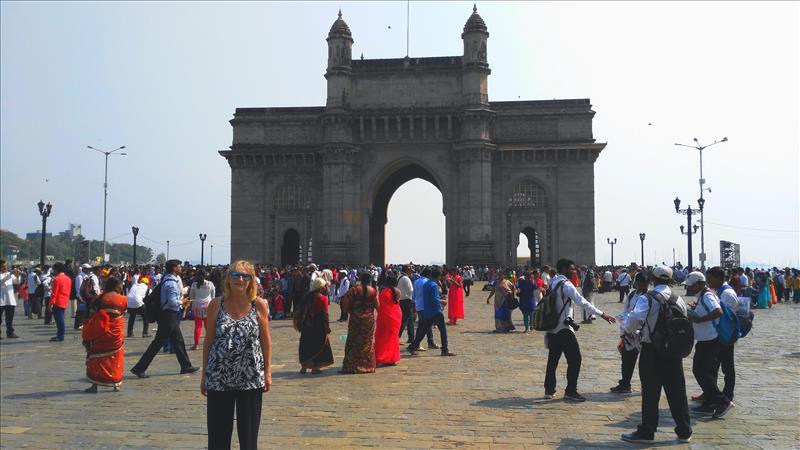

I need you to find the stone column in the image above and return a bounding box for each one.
[453,141,496,265]
[318,144,361,265]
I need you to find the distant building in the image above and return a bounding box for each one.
[58,223,82,240]
[26,231,52,240]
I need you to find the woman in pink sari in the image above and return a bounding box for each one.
[447,269,465,325]
[374,273,402,366]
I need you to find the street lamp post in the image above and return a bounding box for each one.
[674,137,727,269]
[639,233,646,267]
[166,240,170,260]
[37,201,53,268]
[132,226,139,267]
[607,238,617,267]
[199,234,207,266]
[87,145,126,262]
[674,197,702,271]
[210,244,214,266]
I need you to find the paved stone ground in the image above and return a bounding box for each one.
[1,286,799,449]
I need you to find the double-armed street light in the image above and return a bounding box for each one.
[674,137,728,269]
[37,201,53,268]
[674,196,703,270]
[607,238,617,267]
[86,145,127,262]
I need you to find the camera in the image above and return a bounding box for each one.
[564,317,580,332]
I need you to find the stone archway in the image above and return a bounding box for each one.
[519,227,541,267]
[368,163,443,265]
[280,228,300,266]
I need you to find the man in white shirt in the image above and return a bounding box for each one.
[685,271,732,418]
[335,270,350,322]
[462,266,474,297]
[616,268,632,304]
[27,267,43,319]
[544,258,616,402]
[603,269,613,293]
[620,266,692,444]
[397,265,415,343]
[706,267,740,408]
[0,260,21,339]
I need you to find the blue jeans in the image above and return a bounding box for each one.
[23,300,30,317]
[53,306,65,340]
[410,312,449,353]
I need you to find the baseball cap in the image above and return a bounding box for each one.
[684,271,706,286]
[81,263,91,269]
[652,265,673,281]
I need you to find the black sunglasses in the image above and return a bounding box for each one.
[229,271,253,281]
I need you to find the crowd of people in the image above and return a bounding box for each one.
[1,256,798,447]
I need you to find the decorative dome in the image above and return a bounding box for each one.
[463,4,487,34]
[328,9,352,38]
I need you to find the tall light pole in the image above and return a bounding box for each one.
[199,233,207,266]
[607,238,617,267]
[37,201,53,268]
[674,137,727,269]
[639,233,646,267]
[210,244,214,266]
[86,145,126,262]
[132,226,139,267]
[674,196,702,270]
[166,240,170,260]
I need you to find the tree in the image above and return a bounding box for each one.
[155,253,166,265]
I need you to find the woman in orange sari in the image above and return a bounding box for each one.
[81,277,127,393]
[447,268,465,325]
[375,273,402,366]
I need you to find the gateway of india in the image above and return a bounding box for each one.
[221,6,605,267]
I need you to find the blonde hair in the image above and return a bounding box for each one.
[223,260,258,300]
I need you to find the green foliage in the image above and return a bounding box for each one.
[1,229,153,265]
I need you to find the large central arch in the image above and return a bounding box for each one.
[369,163,443,264]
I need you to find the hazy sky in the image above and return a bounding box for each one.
[1,1,798,267]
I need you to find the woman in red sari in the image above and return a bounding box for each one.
[447,268,465,325]
[375,273,402,366]
[81,277,127,393]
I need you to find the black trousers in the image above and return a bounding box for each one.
[693,338,727,406]
[127,306,148,336]
[618,286,630,303]
[132,309,192,373]
[29,294,42,317]
[43,297,53,324]
[409,312,448,353]
[207,389,263,450]
[398,299,415,342]
[338,299,348,322]
[719,343,735,401]
[1,305,15,335]
[544,329,581,394]
[619,347,639,387]
[637,343,692,439]
[414,311,434,346]
[463,280,471,297]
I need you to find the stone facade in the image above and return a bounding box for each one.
[221,7,605,267]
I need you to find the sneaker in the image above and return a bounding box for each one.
[130,368,149,379]
[691,392,705,402]
[610,384,632,394]
[428,343,440,350]
[691,404,715,416]
[564,391,587,402]
[544,391,556,399]
[677,435,692,443]
[7,333,19,339]
[417,346,427,351]
[712,401,734,419]
[621,431,654,444]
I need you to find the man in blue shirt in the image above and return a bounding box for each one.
[407,267,455,356]
[131,259,198,378]
[411,267,437,351]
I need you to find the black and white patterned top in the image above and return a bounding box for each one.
[205,298,265,391]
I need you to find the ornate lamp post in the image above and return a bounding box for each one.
[607,238,617,267]
[639,233,646,267]
[132,226,140,267]
[674,197,702,270]
[37,201,53,268]
[675,137,727,269]
[199,233,207,266]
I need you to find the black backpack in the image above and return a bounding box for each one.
[144,280,166,323]
[533,280,567,331]
[643,291,694,359]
